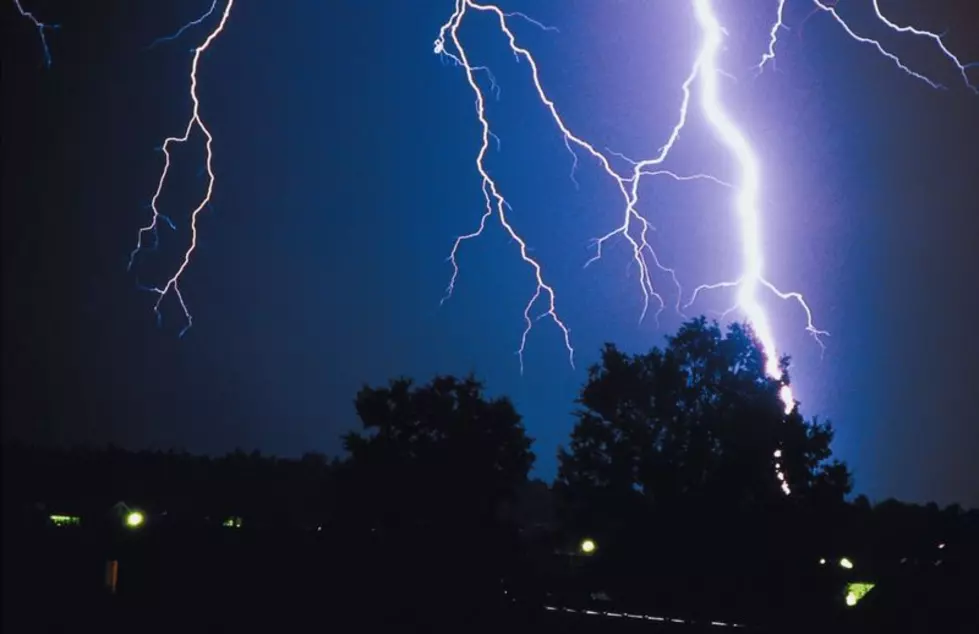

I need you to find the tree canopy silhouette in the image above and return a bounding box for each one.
[557,317,851,519]
[337,375,536,620]
[339,374,535,532]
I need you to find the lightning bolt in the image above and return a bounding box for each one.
[687,0,829,417]
[811,0,941,88]
[809,0,978,92]
[692,0,824,496]
[758,0,787,72]
[754,0,975,483]
[12,0,57,68]
[436,1,823,384]
[436,1,733,372]
[128,0,234,337]
[868,0,978,94]
[437,0,974,494]
[436,0,826,496]
[146,0,219,51]
[760,2,977,94]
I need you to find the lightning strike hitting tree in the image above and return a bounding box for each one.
[127,0,234,337]
[434,0,974,493]
[9,1,972,492]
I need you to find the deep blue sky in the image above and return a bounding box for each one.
[3,1,977,506]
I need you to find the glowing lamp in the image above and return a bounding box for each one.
[49,514,80,527]
[579,538,596,554]
[844,582,874,607]
[125,511,145,528]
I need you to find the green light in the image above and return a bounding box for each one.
[579,538,596,554]
[49,514,80,527]
[839,557,854,569]
[844,582,875,607]
[222,516,243,528]
[125,511,145,528]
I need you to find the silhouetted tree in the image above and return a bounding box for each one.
[337,375,535,622]
[0,442,334,529]
[557,317,851,521]
[339,374,534,533]
[551,318,854,617]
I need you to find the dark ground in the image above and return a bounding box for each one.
[4,522,977,634]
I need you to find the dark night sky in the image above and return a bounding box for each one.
[3,1,977,506]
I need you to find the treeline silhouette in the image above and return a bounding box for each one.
[3,444,336,530]
[3,318,977,632]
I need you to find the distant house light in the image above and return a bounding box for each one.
[125,511,145,528]
[839,557,854,569]
[222,516,243,528]
[844,582,874,607]
[579,538,597,554]
[49,514,80,527]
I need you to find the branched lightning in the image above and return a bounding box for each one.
[146,0,219,51]
[436,0,975,494]
[761,1,976,94]
[436,1,823,387]
[690,0,831,495]
[811,1,942,89]
[436,0,733,372]
[435,0,821,496]
[128,0,234,336]
[754,0,975,484]
[869,0,978,94]
[807,0,979,92]
[758,0,787,72]
[12,0,57,68]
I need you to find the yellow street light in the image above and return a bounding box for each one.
[125,511,145,528]
[844,582,874,607]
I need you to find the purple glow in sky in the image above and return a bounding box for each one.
[434,0,973,494]
[3,0,977,505]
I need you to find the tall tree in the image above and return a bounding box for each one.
[557,317,851,518]
[340,374,535,531]
[339,375,536,618]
